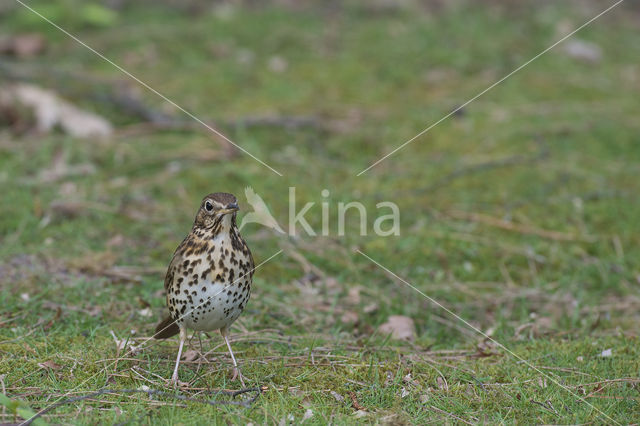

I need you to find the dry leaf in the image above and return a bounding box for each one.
[38,360,61,370]
[347,286,361,305]
[181,350,200,362]
[348,391,366,411]
[110,330,140,354]
[378,315,415,341]
[340,311,358,325]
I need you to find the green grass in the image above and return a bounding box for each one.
[1,0,639,423]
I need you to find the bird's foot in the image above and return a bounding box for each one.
[169,374,189,389]
[231,367,246,387]
[170,371,179,388]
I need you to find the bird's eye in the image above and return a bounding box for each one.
[205,201,213,212]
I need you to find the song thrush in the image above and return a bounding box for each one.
[154,192,254,386]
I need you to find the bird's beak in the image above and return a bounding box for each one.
[220,202,239,215]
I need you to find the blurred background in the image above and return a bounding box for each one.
[1,0,639,423]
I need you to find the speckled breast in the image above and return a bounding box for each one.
[166,232,253,332]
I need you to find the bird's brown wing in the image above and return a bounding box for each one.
[154,240,186,339]
[164,233,190,291]
[245,240,255,278]
[163,252,179,291]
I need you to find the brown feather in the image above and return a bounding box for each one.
[154,315,180,339]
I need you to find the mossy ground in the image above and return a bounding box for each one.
[1,1,639,424]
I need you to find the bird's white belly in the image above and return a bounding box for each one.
[180,278,246,332]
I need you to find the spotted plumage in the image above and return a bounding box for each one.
[154,192,254,386]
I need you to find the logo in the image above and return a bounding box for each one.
[239,187,400,236]
[238,187,285,233]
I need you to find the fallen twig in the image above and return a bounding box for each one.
[24,387,263,425]
[445,210,595,242]
[529,399,559,416]
[418,138,549,194]
[570,378,640,388]
[584,395,640,401]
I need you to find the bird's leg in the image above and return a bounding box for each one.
[198,331,205,359]
[171,326,187,386]
[196,331,206,373]
[220,327,245,387]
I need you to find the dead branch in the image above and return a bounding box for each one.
[529,399,559,416]
[24,387,263,425]
[233,115,324,130]
[569,378,640,388]
[418,138,549,194]
[0,59,325,134]
[444,210,595,242]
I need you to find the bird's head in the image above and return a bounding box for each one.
[194,192,239,230]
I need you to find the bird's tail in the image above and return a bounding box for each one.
[154,315,180,339]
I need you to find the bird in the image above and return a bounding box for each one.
[238,186,285,234]
[154,192,254,386]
